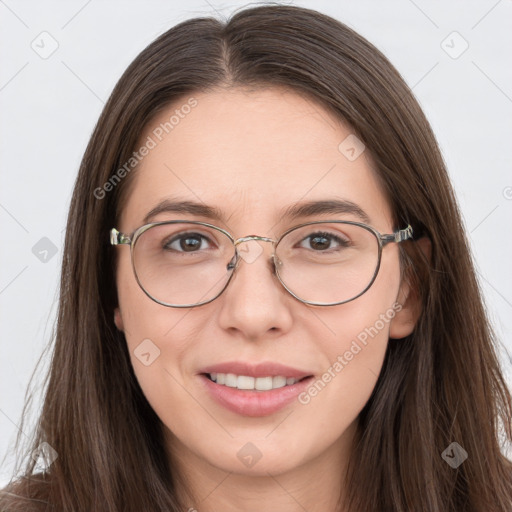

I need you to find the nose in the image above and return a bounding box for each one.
[216,237,293,340]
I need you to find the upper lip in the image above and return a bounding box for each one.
[198,361,313,379]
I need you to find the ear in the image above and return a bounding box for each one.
[389,237,431,339]
[114,307,124,331]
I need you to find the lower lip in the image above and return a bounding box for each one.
[199,374,314,417]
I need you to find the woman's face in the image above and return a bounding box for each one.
[114,87,415,479]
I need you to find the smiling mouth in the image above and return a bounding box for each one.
[203,372,312,391]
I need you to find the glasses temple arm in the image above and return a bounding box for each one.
[381,224,414,245]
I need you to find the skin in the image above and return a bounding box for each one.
[113,87,422,512]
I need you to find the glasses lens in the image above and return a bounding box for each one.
[275,222,380,305]
[132,223,235,306]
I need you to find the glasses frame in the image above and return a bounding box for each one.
[110,220,413,308]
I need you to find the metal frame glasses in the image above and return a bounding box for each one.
[110,220,413,308]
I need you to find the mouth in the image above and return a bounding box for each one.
[202,372,312,391]
[197,361,315,416]
[198,364,315,417]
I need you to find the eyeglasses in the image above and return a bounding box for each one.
[110,220,413,308]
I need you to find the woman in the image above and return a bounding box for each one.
[1,4,511,511]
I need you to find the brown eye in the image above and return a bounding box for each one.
[298,231,350,251]
[164,232,212,252]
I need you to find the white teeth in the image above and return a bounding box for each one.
[208,372,301,390]
[255,376,273,391]
[224,373,238,387]
[272,376,287,389]
[237,375,255,390]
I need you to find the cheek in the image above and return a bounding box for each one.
[302,305,393,406]
[115,249,188,342]
[299,251,402,408]
[115,252,192,396]
[290,305,397,458]
[117,286,200,439]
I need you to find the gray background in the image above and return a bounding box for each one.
[1,0,511,485]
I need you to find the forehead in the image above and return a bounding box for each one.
[119,87,393,234]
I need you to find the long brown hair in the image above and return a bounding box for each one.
[2,4,511,511]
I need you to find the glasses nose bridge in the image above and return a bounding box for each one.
[234,235,276,247]
[232,235,281,269]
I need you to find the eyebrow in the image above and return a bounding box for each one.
[142,197,371,225]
